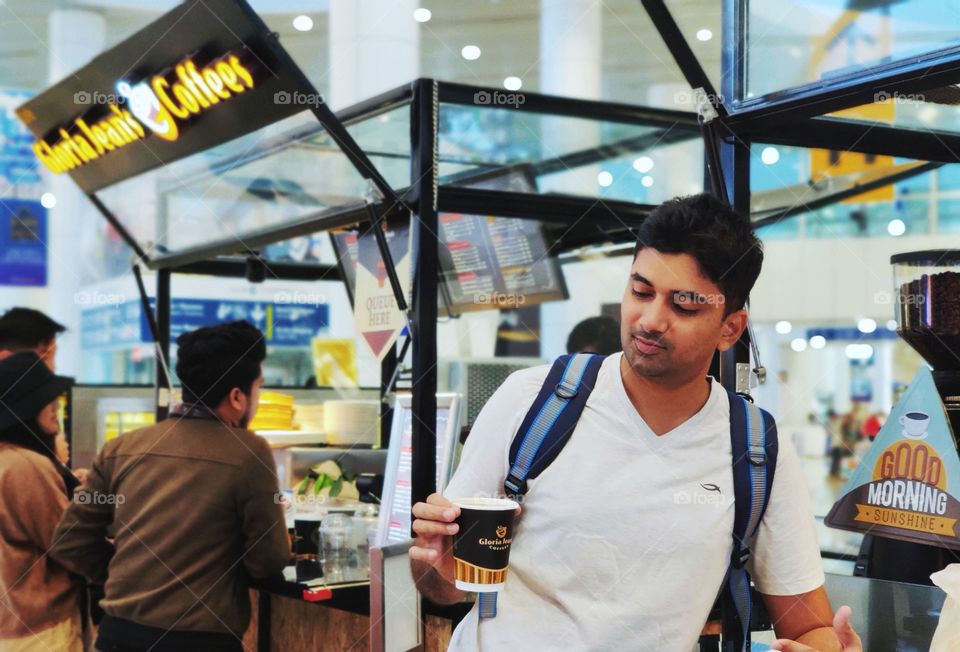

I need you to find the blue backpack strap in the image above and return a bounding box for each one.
[504,353,605,496]
[722,391,778,652]
[477,353,604,620]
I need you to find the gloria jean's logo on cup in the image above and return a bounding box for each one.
[452,497,519,592]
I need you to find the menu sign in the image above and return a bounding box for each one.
[378,394,459,546]
[826,366,960,548]
[437,213,565,312]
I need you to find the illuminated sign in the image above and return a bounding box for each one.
[33,51,255,174]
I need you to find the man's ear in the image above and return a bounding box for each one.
[229,387,245,410]
[717,309,749,352]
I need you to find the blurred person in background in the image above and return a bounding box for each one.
[0,352,81,652]
[51,321,290,652]
[566,315,621,355]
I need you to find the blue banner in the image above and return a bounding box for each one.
[0,198,46,286]
[81,297,329,349]
[0,89,40,186]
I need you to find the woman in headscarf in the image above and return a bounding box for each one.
[0,352,82,651]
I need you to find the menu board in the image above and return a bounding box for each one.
[331,170,566,315]
[436,212,564,311]
[377,393,460,546]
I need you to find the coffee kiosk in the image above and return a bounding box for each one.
[21,0,960,648]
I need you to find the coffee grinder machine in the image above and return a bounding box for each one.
[852,250,960,583]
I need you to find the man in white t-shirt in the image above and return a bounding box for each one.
[410,194,862,652]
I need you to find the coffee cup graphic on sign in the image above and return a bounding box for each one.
[899,411,930,439]
[452,497,519,592]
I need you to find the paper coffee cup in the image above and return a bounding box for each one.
[452,497,519,592]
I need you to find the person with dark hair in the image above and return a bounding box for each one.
[0,307,83,480]
[0,352,82,651]
[566,315,621,355]
[0,307,66,371]
[51,321,290,652]
[411,194,859,651]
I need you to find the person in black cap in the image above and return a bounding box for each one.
[0,352,82,651]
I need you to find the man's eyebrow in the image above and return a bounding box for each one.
[631,273,703,302]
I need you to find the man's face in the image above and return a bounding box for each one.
[621,248,746,385]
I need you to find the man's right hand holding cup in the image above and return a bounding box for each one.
[410,493,461,582]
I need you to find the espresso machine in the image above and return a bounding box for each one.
[855,249,960,584]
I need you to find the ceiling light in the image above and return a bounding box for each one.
[413,8,432,22]
[809,335,826,350]
[761,146,780,165]
[40,192,56,209]
[503,76,522,91]
[641,176,654,188]
[696,29,713,42]
[845,344,874,360]
[791,338,807,352]
[775,320,792,335]
[887,319,898,331]
[888,219,906,236]
[461,45,481,60]
[857,318,877,334]
[597,171,613,187]
[633,156,654,173]
[292,15,313,31]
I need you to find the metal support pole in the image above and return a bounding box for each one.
[410,80,439,519]
[156,269,171,420]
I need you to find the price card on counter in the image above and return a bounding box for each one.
[377,393,460,546]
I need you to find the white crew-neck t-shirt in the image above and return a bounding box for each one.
[443,353,824,652]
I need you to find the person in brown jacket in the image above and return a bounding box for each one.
[51,321,290,652]
[0,352,81,651]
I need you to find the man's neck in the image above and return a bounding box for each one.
[619,355,712,436]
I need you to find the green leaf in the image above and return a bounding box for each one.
[313,476,325,495]
[330,478,343,498]
[320,474,334,490]
[296,477,310,495]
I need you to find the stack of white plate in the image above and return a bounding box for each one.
[323,400,379,446]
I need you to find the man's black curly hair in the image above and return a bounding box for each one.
[633,193,763,315]
[175,320,266,407]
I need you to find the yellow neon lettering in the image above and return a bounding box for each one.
[89,124,114,151]
[216,61,243,92]
[176,62,210,109]
[203,69,229,99]
[186,60,218,104]
[229,55,254,89]
[151,77,190,120]
[172,82,200,114]
[76,119,105,155]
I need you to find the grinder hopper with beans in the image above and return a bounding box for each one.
[826,250,960,583]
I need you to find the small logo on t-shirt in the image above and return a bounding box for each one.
[700,483,721,494]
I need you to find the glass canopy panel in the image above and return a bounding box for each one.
[437,102,701,200]
[743,0,960,105]
[663,0,722,99]
[93,110,375,258]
